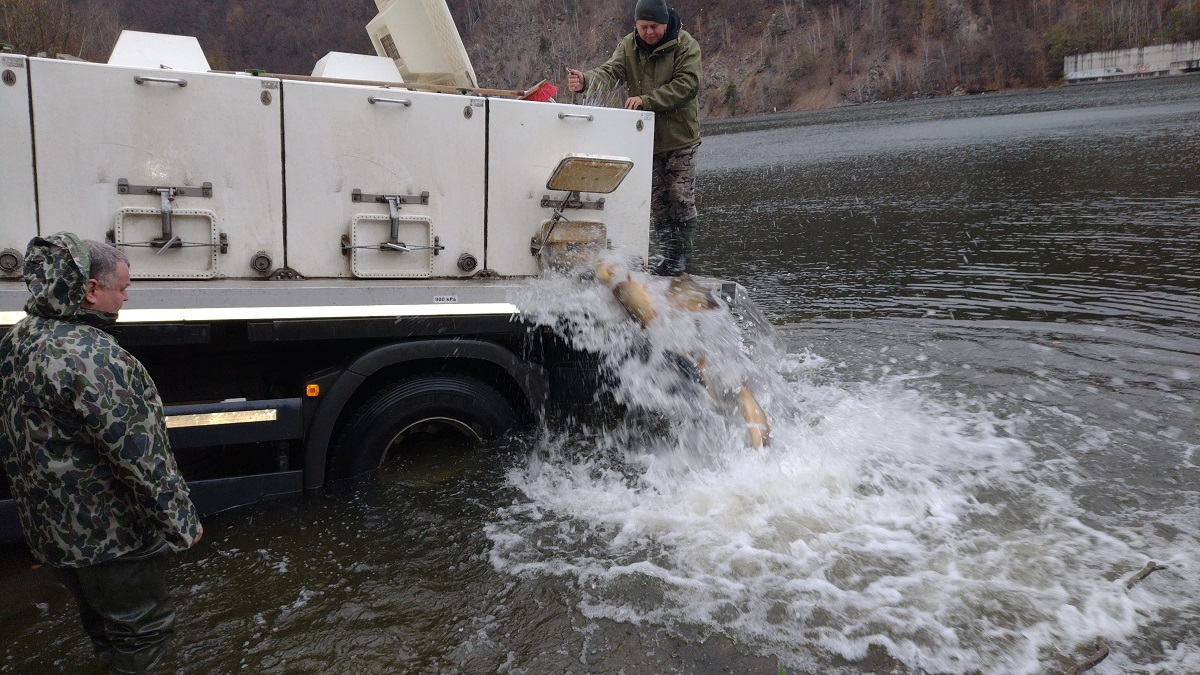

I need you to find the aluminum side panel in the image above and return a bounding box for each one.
[27,59,284,279]
[486,99,653,276]
[0,55,37,280]
[282,82,486,278]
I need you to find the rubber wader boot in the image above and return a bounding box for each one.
[652,219,696,277]
[72,540,175,674]
[678,219,696,273]
[649,220,676,276]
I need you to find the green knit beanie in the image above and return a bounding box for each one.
[634,0,669,23]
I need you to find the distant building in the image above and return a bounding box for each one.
[1065,41,1200,83]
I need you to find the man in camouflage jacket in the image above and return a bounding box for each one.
[567,0,702,276]
[0,232,202,673]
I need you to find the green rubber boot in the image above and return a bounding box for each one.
[678,219,696,273]
[653,219,695,276]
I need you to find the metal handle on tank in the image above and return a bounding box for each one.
[134,76,187,87]
[368,96,412,107]
[558,112,594,121]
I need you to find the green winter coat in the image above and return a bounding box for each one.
[0,233,200,567]
[584,19,701,154]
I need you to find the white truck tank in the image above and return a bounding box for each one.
[0,1,725,525]
[0,53,36,278]
[0,6,653,284]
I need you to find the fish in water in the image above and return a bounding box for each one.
[593,261,769,449]
[595,261,659,327]
[612,279,659,327]
[666,274,720,312]
[739,381,770,449]
[696,357,771,449]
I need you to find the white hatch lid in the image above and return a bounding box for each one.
[108,30,210,73]
[311,52,404,83]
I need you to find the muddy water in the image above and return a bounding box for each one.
[2,76,1198,674]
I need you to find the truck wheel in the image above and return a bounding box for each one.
[329,374,517,481]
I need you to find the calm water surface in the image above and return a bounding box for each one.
[3,77,1198,674]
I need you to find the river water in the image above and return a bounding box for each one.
[3,77,1198,674]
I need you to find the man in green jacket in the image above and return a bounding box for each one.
[0,233,202,673]
[568,0,702,276]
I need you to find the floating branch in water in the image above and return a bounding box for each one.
[1065,639,1109,675]
[1125,560,1167,589]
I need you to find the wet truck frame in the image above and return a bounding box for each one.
[0,9,658,538]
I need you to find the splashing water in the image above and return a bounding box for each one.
[517,259,788,452]
[572,81,629,110]
[493,267,1198,674]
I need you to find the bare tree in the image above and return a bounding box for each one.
[0,0,118,60]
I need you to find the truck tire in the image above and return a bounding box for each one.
[328,374,517,481]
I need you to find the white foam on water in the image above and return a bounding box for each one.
[492,271,1199,673]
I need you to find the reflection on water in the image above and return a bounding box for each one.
[2,77,1199,674]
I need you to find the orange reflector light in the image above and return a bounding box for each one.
[305,384,320,397]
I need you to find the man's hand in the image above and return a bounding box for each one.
[624,96,644,110]
[566,68,585,93]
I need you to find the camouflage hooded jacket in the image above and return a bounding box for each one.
[0,233,200,567]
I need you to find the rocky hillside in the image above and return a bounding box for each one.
[452,0,1200,117]
[5,0,1199,117]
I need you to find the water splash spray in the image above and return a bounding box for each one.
[517,255,785,458]
[493,262,1196,673]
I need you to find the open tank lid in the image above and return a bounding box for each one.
[108,30,210,72]
[366,0,477,88]
[546,154,634,194]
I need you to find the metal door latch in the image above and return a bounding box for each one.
[116,179,224,254]
[341,234,444,256]
[348,190,440,254]
[351,190,429,207]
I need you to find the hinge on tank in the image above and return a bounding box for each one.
[116,179,222,254]
[268,267,302,281]
[540,195,605,211]
[350,189,429,207]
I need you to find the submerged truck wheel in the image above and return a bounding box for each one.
[329,374,517,481]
